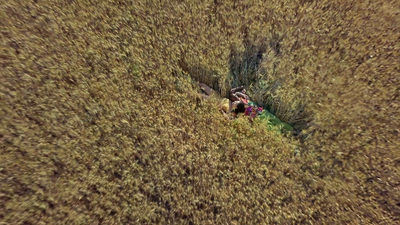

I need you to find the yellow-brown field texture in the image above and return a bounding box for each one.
[1,0,399,224]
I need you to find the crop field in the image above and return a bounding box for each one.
[1,0,399,224]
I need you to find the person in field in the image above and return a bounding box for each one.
[229,86,250,112]
[198,83,258,119]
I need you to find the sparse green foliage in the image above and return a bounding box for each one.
[1,0,399,224]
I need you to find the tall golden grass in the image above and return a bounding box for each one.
[1,0,399,223]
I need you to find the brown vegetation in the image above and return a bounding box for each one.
[1,0,399,224]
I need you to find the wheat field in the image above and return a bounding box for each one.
[1,0,399,224]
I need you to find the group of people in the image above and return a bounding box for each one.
[199,82,295,133]
[228,86,263,120]
[198,82,263,120]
